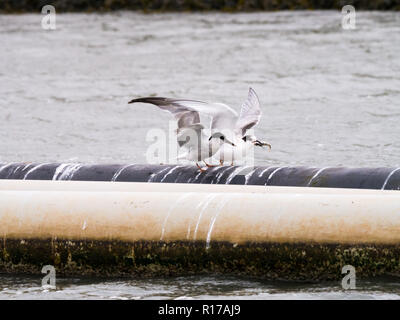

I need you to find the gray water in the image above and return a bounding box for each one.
[1,274,400,300]
[1,11,400,299]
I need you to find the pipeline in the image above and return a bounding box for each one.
[0,163,400,190]
[1,178,400,280]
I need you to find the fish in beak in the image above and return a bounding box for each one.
[253,140,271,149]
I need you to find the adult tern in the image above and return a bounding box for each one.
[128,97,236,172]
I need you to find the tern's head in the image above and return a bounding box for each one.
[242,135,271,149]
[208,132,236,147]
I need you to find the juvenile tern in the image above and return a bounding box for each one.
[215,87,271,166]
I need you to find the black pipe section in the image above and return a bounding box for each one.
[0,163,399,190]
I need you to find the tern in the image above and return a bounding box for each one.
[128,87,270,170]
[128,97,236,172]
[214,88,271,166]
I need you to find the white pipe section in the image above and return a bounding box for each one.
[0,180,400,245]
[1,179,399,194]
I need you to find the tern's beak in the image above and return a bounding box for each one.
[253,140,272,150]
[225,138,236,147]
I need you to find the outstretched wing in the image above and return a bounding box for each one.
[128,97,202,130]
[207,102,238,131]
[235,88,262,137]
[128,96,238,131]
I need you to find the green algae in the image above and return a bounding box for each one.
[1,238,400,281]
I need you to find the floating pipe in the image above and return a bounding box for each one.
[1,180,400,280]
[1,163,400,190]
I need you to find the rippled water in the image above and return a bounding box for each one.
[1,11,399,166]
[2,274,400,300]
[1,11,400,299]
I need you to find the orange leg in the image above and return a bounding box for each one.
[196,163,206,172]
[203,161,217,168]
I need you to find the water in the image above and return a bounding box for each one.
[0,11,399,166]
[1,11,400,299]
[1,274,400,300]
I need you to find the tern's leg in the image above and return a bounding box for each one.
[196,163,206,172]
[230,161,234,166]
[219,160,224,166]
[203,160,217,168]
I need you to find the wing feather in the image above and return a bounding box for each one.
[128,96,238,131]
[128,97,202,130]
[235,88,262,137]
